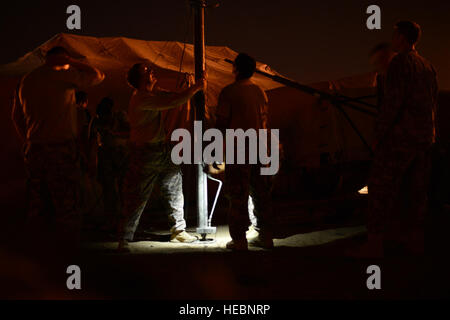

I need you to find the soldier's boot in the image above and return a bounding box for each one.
[117,239,131,253]
[170,230,198,243]
[249,232,274,249]
[248,228,274,249]
[246,225,259,240]
[226,239,248,251]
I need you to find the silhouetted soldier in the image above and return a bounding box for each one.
[76,91,91,134]
[215,53,274,251]
[75,91,92,172]
[91,97,130,233]
[117,63,205,251]
[12,46,104,243]
[353,21,438,257]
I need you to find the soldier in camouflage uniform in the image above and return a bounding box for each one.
[353,21,438,257]
[117,63,205,251]
[11,46,104,242]
[75,91,91,164]
[216,53,275,251]
[90,97,130,233]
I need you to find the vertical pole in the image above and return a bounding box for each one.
[193,0,206,119]
[190,0,215,239]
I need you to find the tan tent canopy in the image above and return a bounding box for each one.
[0,33,285,107]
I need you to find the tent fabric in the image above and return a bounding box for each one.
[0,33,286,148]
[0,33,285,108]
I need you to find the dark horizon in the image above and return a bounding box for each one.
[1,0,449,89]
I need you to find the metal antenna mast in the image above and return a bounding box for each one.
[190,0,216,240]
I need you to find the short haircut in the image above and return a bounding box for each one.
[127,63,153,89]
[96,97,114,117]
[75,91,88,105]
[46,46,70,58]
[234,53,256,79]
[395,21,421,45]
[370,42,391,56]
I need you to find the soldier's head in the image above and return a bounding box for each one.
[45,46,71,68]
[96,97,114,120]
[127,62,156,90]
[392,21,422,52]
[75,91,88,109]
[233,53,256,81]
[369,42,396,74]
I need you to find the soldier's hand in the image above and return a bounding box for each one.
[206,162,225,175]
[199,77,206,91]
[188,76,206,97]
[47,53,71,67]
[195,76,207,92]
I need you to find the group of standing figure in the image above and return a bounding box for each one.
[12,20,439,256]
[11,44,273,252]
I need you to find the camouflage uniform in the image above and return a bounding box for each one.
[77,106,92,168]
[118,143,185,241]
[368,49,438,241]
[24,141,83,238]
[94,111,130,228]
[225,164,273,241]
[117,85,197,242]
[375,73,386,110]
[216,79,274,242]
[14,63,101,241]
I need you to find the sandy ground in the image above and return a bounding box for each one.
[87,225,366,254]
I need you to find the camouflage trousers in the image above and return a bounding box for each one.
[225,164,273,241]
[368,144,432,240]
[24,141,83,240]
[119,143,186,241]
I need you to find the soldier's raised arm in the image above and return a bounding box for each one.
[140,78,205,111]
[48,53,105,89]
[67,57,105,88]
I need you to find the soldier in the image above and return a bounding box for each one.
[215,53,274,251]
[352,21,438,257]
[74,91,97,222]
[11,46,104,242]
[76,91,91,131]
[117,62,206,251]
[91,97,130,233]
[75,91,92,171]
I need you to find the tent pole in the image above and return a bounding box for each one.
[191,0,216,240]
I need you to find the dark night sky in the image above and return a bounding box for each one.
[0,0,449,89]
